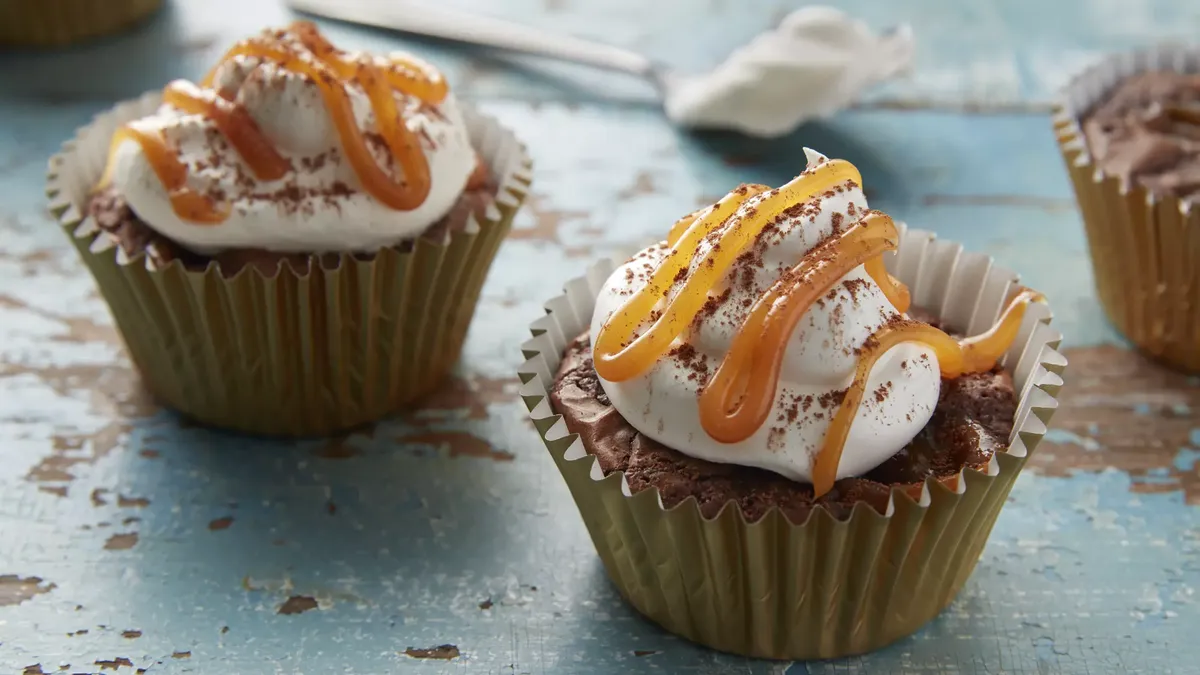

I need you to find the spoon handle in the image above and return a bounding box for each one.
[287,0,656,79]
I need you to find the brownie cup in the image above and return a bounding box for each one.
[49,22,531,435]
[521,153,1065,660]
[550,329,1015,523]
[1057,51,1200,373]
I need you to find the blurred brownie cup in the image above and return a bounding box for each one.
[48,22,531,435]
[1057,50,1200,372]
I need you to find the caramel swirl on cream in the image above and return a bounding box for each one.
[591,150,1042,496]
[97,22,478,253]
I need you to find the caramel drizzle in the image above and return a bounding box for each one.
[99,21,448,224]
[810,288,1043,496]
[697,212,900,444]
[596,161,1045,497]
[593,159,862,382]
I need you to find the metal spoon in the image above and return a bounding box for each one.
[287,0,674,91]
[284,0,913,137]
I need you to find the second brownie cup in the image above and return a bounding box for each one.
[1057,50,1200,372]
[522,150,1065,660]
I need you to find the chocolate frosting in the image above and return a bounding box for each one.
[550,316,1016,523]
[1081,72,1200,199]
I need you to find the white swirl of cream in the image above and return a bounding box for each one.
[590,149,940,483]
[108,48,476,253]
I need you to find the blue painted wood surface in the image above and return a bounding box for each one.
[1,1,1197,673]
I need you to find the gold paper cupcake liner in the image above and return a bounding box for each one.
[1055,47,1200,373]
[46,92,532,436]
[0,0,162,47]
[518,225,1066,660]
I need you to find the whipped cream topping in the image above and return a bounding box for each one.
[107,44,476,253]
[590,149,940,484]
[663,7,914,138]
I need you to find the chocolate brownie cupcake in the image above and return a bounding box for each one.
[47,22,531,435]
[520,150,1066,660]
[1056,51,1200,372]
[551,330,1015,523]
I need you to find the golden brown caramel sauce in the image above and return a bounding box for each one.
[697,212,900,444]
[162,80,288,181]
[100,21,448,224]
[104,123,229,224]
[593,159,862,382]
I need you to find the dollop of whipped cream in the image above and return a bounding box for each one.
[590,149,940,484]
[663,7,914,138]
[108,43,476,253]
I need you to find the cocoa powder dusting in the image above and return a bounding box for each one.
[767,427,787,452]
[818,388,847,410]
[668,343,710,383]
[830,212,844,233]
[696,287,732,321]
[842,278,870,303]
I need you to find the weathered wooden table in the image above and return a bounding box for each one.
[2,1,1198,673]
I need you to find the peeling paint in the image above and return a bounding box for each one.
[171,651,191,659]
[403,645,460,660]
[313,436,361,459]
[94,657,133,671]
[208,516,234,531]
[103,533,139,550]
[121,630,142,639]
[402,431,515,462]
[508,194,589,244]
[616,170,658,200]
[1,294,159,496]
[278,595,319,615]
[1043,428,1102,452]
[413,373,516,422]
[1033,346,1200,503]
[0,575,55,606]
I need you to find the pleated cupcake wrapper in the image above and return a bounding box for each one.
[1054,47,1200,373]
[46,92,532,436]
[0,0,162,47]
[518,225,1067,660]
